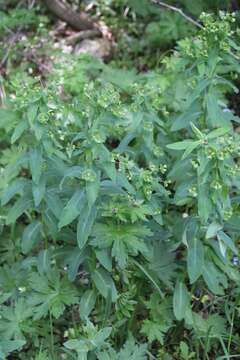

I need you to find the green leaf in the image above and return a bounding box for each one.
[150,241,177,287]
[217,231,238,256]
[115,132,135,153]
[112,238,128,269]
[77,205,97,249]
[0,340,26,358]
[180,341,189,358]
[22,220,43,254]
[45,191,63,219]
[141,320,169,344]
[171,102,202,131]
[29,148,42,184]
[58,190,85,229]
[32,176,46,207]
[37,249,51,275]
[117,172,136,194]
[0,108,18,131]
[63,339,87,352]
[182,140,200,159]
[202,261,225,295]
[6,196,34,225]
[43,209,58,238]
[92,267,117,302]
[27,103,38,125]
[86,175,100,208]
[133,259,164,298]
[206,93,230,127]
[186,78,210,107]
[206,222,223,239]
[187,238,204,283]
[92,326,112,347]
[118,338,147,359]
[192,312,227,337]
[198,185,212,223]
[207,127,231,140]
[167,139,197,151]
[79,290,96,320]
[29,272,79,319]
[168,137,200,158]
[32,122,44,141]
[190,122,204,139]
[168,158,191,182]
[67,248,88,281]
[95,249,112,272]
[60,166,83,189]
[103,286,112,326]
[11,120,28,144]
[102,162,117,182]
[1,179,28,205]
[173,281,189,321]
[65,325,112,357]
[0,299,32,340]
[206,93,219,127]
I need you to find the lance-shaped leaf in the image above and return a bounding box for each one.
[60,166,83,190]
[187,238,204,283]
[67,248,88,281]
[207,126,231,140]
[198,185,212,223]
[167,139,200,159]
[77,205,97,249]
[202,261,225,295]
[92,267,117,302]
[58,190,85,229]
[22,220,43,254]
[45,190,63,219]
[206,222,222,239]
[32,176,46,207]
[0,340,26,358]
[79,290,96,320]
[11,120,28,144]
[37,249,51,275]
[86,175,100,209]
[217,230,238,255]
[1,179,28,205]
[95,249,112,272]
[171,101,202,132]
[173,281,189,321]
[167,139,196,150]
[29,148,42,184]
[6,196,34,225]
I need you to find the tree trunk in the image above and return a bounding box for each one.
[44,0,101,33]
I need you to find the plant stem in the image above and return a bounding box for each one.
[227,308,235,353]
[49,311,55,359]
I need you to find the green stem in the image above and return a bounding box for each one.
[49,311,55,359]
[227,309,235,353]
[41,211,49,249]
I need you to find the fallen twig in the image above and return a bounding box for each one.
[66,29,101,45]
[44,0,101,33]
[150,0,203,29]
[0,81,6,106]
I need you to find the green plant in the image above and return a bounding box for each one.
[0,10,240,359]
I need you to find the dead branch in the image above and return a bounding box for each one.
[44,0,101,33]
[65,29,101,45]
[150,0,203,29]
